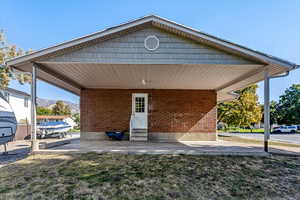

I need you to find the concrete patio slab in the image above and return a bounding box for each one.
[37,139,299,156]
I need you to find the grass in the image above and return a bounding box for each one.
[0,153,300,200]
[218,128,300,134]
[69,128,80,132]
[218,128,264,133]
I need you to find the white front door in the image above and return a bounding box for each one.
[132,93,148,129]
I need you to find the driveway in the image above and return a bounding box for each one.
[219,132,300,144]
[0,132,80,167]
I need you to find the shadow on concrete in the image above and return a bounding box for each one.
[0,137,80,167]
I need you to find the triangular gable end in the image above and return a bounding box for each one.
[6,15,296,69]
[39,26,259,65]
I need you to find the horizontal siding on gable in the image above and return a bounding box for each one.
[43,28,255,65]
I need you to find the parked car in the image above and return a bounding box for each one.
[272,125,298,133]
[297,125,300,130]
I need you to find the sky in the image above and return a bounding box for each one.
[1,0,299,104]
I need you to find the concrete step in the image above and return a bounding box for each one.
[130,136,148,141]
[131,135,148,138]
[131,132,148,137]
[132,131,148,134]
[132,129,147,132]
[130,128,148,141]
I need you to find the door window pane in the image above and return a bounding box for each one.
[135,97,145,113]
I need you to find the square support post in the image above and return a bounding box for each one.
[31,64,39,152]
[264,69,270,152]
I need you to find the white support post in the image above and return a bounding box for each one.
[264,69,270,152]
[31,64,39,152]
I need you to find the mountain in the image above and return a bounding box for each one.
[37,98,79,114]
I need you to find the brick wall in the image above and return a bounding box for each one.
[81,89,216,134]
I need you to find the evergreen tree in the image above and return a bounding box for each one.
[52,101,71,115]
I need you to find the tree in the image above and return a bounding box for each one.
[0,30,31,89]
[277,84,300,125]
[217,101,236,124]
[73,113,80,129]
[218,85,262,128]
[260,100,280,126]
[37,106,53,115]
[52,101,71,115]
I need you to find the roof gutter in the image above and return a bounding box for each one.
[225,64,299,101]
[269,64,299,79]
[294,64,300,70]
[228,91,239,98]
[226,91,240,102]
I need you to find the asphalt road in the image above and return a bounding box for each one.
[220,132,300,144]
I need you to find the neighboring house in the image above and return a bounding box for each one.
[6,15,297,143]
[1,88,31,125]
[37,115,77,129]
[0,88,31,140]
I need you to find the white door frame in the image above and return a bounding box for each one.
[132,93,148,129]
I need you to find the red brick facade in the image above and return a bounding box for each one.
[81,89,216,134]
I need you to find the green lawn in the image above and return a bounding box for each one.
[218,128,264,133]
[1,153,300,200]
[219,128,300,133]
[69,128,80,132]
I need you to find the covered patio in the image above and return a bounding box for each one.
[5,15,298,153]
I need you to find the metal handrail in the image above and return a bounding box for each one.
[129,114,134,140]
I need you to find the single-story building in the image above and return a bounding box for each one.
[5,15,298,148]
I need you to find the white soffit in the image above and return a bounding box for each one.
[38,62,263,90]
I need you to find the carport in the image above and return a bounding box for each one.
[5,15,298,152]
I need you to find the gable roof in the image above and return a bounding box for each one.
[2,88,30,97]
[5,15,298,69]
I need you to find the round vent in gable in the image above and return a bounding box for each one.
[144,35,159,51]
